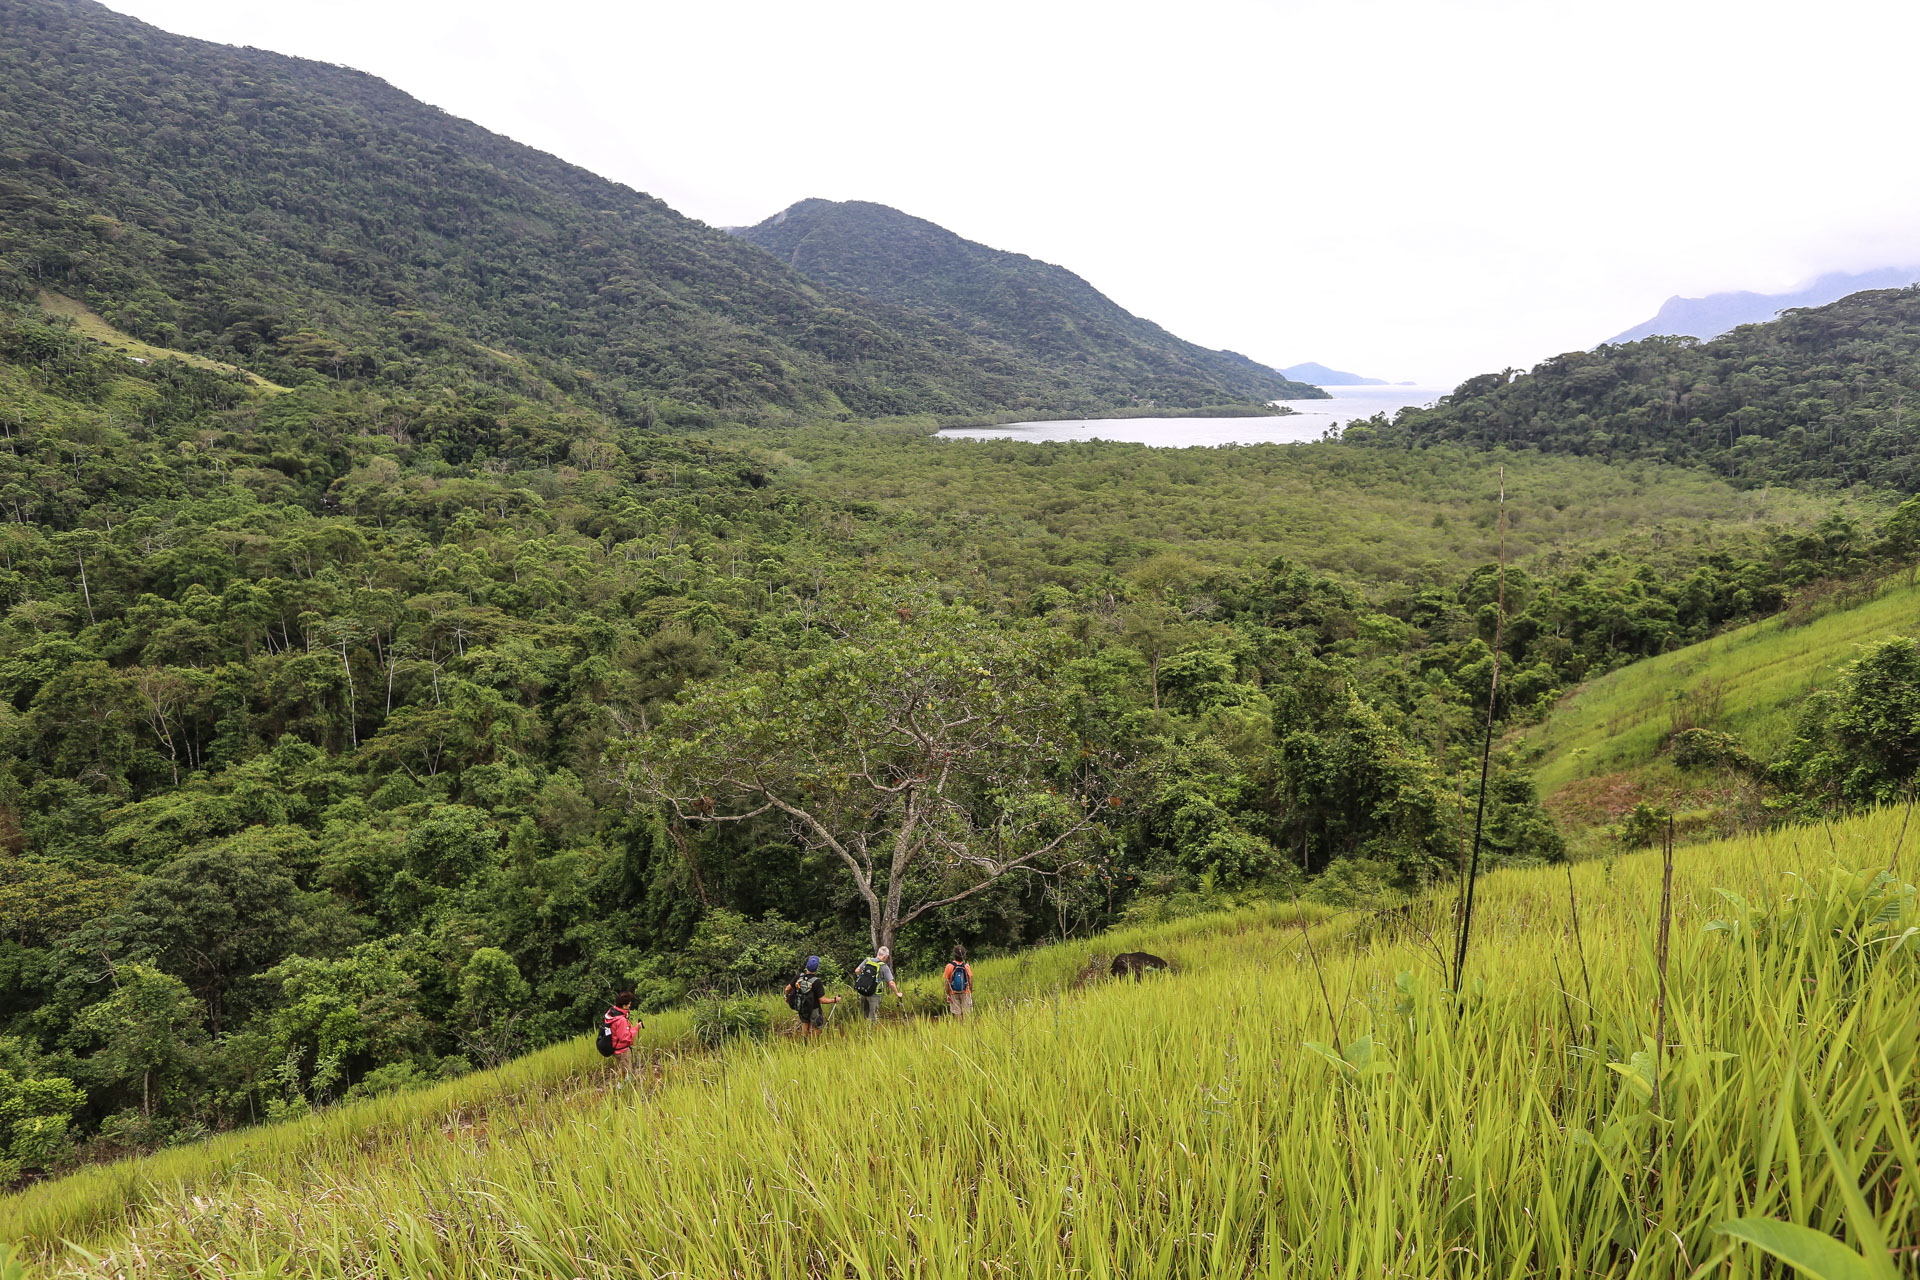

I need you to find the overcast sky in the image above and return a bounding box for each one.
[103,0,1920,385]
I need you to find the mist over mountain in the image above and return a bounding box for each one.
[1605,267,1920,346]
[734,199,1322,408]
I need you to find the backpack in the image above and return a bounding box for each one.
[852,959,880,997]
[790,972,818,1009]
[949,963,970,994]
[595,1009,618,1058]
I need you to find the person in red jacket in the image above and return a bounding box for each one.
[604,991,640,1066]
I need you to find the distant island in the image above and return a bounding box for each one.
[1278,361,1388,386]
[1605,266,1920,345]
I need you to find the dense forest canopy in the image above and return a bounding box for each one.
[733,199,1320,408]
[1349,287,1920,492]
[0,0,1285,424]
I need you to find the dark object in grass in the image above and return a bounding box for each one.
[1110,952,1169,980]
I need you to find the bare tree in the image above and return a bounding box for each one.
[616,598,1115,952]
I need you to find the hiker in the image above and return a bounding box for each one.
[852,945,903,1021]
[784,955,839,1036]
[943,944,974,1019]
[598,990,640,1066]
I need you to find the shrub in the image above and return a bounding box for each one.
[690,997,771,1049]
[1669,728,1751,771]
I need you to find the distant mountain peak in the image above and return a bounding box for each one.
[1605,266,1920,346]
[1279,362,1387,387]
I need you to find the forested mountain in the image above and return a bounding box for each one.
[1349,286,1920,492]
[733,199,1321,407]
[1605,266,1920,345]
[0,0,1273,424]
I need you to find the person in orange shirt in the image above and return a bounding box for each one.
[943,945,974,1020]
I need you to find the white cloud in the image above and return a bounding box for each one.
[102,0,1920,384]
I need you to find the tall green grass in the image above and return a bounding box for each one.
[1529,576,1920,797]
[5,811,1915,1277]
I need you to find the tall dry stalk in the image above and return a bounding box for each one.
[1650,816,1676,1164]
[1565,862,1594,1032]
[1452,467,1507,993]
[1293,895,1340,1042]
[1888,793,1913,877]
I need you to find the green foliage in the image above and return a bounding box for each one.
[688,995,771,1049]
[1618,801,1671,849]
[0,1050,86,1183]
[1776,637,1920,808]
[621,595,1115,953]
[72,966,206,1122]
[1669,727,1752,771]
[674,909,813,996]
[752,420,1857,592]
[1350,289,1920,492]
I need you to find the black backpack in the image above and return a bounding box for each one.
[852,959,880,997]
[595,1009,618,1057]
[789,972,818,1010]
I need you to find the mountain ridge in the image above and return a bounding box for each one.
[1605,266,1920,345]
[733,198,1323,406]
[0,0,1283,423]
[1349,285,1920,492]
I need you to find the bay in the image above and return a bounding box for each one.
[934,384,1449,447]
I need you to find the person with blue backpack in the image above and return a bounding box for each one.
[943,944,974,1019]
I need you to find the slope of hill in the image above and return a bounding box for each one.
[0,0,1236,425]
[5,819,1915,1277]
[733,199,1322,408]
[1523,573,1920,842]
[1347,286,1920,492]
[1606,265,1920,344]
[1279,360,1386,386]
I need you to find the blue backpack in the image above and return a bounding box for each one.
[949,963,970,993]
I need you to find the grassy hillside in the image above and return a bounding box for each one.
[734,199,1319,409]
[0,0,1241,423]
[1348,286,1920,492]
[5,809,1915,1277]
[1525,574,1920,837]
[34,291,284,390]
